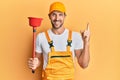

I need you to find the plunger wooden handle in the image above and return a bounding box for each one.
[32,27,36,73]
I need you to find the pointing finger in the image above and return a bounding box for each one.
[87,23,90,31]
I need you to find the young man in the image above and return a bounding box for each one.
[28,2,90,80]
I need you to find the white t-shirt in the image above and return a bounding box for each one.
[36,29,83,69]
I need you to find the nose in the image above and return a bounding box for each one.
[55,15,59,20]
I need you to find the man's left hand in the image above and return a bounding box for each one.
[80,23,90,43]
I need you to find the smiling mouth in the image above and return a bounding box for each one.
[55,21,60,24]
[51,20,63,29]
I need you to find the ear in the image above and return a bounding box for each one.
[64,13,67,16]
[48,14,51,19]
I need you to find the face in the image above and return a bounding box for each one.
[49,11,66,29]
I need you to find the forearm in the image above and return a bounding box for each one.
[35,53,43,68]
[79,42,90,68]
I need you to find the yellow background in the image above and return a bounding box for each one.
[0,0,120,80]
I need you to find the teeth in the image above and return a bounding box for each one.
[55,21,59,24]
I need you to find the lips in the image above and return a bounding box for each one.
[54,21,61,26]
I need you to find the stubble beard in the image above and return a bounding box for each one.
[51,20,64,29]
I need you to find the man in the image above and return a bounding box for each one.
[28,2,90,80]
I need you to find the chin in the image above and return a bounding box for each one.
[52,23,63,29]
[53,26,61,29]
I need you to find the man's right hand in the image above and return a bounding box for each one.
[28,58,40,70]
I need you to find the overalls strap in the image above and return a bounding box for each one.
[45,30,55,52]
[67,30,72,52]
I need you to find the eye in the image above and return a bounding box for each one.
[59,13,64,16]
[51,13,56,17]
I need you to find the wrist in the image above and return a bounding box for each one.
[84,41,90,46]
[37,60,40,67]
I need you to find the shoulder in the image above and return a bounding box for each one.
[36,31,47,42]
[72,31,82,38]
[37,32,45,38]
[37,29,51,37]
[37,29,52,40]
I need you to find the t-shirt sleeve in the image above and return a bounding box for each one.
[35,33,42,53]
[73,32,83,50]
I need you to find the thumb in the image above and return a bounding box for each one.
[80,30,84,34]
[80,30,84,37]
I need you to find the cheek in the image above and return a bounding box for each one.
[61,18,64,22]
[49,18,54,23]
[50,17,56,21]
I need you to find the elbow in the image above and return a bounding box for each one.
[78,61,89,69]
[80,64,88,69]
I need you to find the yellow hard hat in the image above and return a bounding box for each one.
[49,2,66,14]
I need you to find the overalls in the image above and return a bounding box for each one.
[42,30,75,80]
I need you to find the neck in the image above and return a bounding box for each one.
[51,27,65,35]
